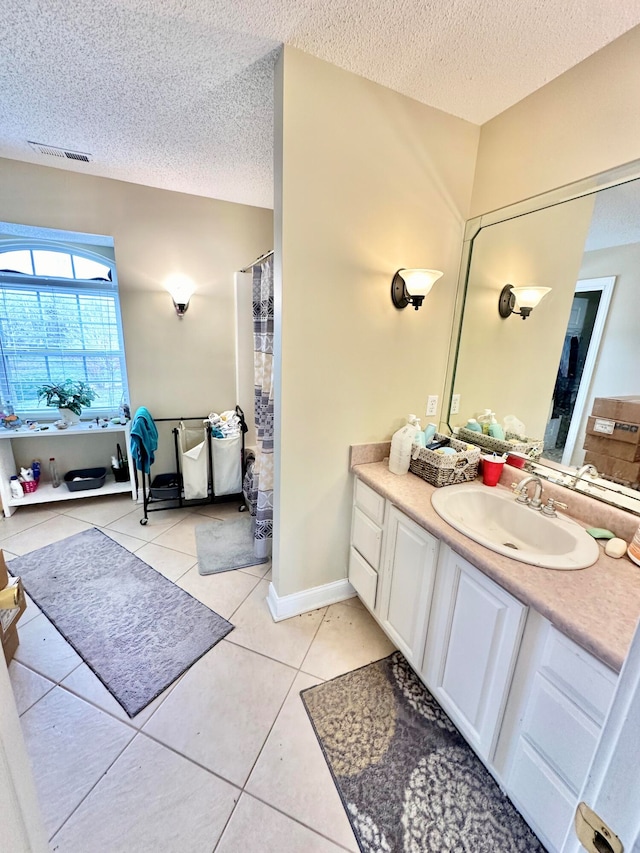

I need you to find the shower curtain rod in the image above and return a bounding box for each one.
[238,249,273,273]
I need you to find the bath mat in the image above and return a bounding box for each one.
[195,515,268,575]
[10,527,233,717]
[301,651,545,853]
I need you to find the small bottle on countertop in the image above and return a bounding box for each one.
[628,525,640,567]
[424,423,437,444]
[464,418,482,432]
[10,476,23,499]
[49,457,60,488]
[488,414,505,440]
[477,409,494,435]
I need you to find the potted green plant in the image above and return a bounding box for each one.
[36,379,97,424]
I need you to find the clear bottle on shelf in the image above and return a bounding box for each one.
[49,457,60,488]
[10,476,23,499]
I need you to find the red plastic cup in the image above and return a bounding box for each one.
[482,454,505,487]
[506,452,527,469]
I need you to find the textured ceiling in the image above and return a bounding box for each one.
[1,0,640,209]
[585,179,640,252]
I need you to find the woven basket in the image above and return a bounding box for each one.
[409,433,481,487]
[457,427,544,459]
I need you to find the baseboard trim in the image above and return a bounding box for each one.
[266,578,356,622]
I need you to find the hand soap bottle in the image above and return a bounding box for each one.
[488,414,505,440]
[477,409,494,435]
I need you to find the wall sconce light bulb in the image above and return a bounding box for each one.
[164,274,195,318]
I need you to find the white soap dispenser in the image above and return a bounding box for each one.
[477,409,494,435]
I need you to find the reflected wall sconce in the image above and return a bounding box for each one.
[498,284,551,320]
[165,274,195,318]
[391,268,444,311]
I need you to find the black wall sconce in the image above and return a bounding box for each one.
[391,268,444,311]
[498,284,551,320]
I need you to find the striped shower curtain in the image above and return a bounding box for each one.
[251,255,274,559]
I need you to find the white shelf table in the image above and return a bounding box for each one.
[0,422,137,517]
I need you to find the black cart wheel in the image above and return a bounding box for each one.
[140,517,148,526]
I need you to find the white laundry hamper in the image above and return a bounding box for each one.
[211,434,243,496]
[178,422,209,500]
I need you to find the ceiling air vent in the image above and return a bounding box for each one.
[27,141,92,162]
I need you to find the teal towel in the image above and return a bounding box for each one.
[130,407,158,473]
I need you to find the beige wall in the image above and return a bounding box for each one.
[0,158,272,470]
[453,195,594,438]
[472,26,640,217]
[274,47,479,596]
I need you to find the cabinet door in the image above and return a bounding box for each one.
[494,613,617,853]
[422,546,527,759]
[378,506,439,668]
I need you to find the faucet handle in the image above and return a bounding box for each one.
[540,497,568,517]
[512,482,530,503]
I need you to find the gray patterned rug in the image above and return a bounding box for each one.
[10,527,233,717]
[301,652,545,853]
[195,515,268,575]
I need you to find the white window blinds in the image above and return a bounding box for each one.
[0,250,128,418]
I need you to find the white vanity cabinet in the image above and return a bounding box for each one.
[348,478,387,611]
[421,545,527,760]
[494,612,617,852]
[348,474,618,852]
[377,505,439,668]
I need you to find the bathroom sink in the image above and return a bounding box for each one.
[430,483,599,570]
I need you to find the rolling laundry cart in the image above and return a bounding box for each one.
[137,408,247,525]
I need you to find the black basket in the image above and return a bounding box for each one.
[150,473,181,500]
[64,467,107,492]
[111,443,130,482]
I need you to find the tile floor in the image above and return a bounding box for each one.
[3,494,396,852]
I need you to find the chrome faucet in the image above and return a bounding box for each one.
[571,464,598,488]
[512,475,544,509]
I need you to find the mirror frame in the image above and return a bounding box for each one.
[443,156,640,516]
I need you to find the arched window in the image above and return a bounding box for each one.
[0,241,129,418]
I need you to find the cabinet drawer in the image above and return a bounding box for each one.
[354,478,385,525]
[522,672,599,793]
[352,506,382,569]
[540,628,616,725]
[348,547,378,610]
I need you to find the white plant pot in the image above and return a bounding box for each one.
[58,407,81,424]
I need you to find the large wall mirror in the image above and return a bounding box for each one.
[447,160,640,515]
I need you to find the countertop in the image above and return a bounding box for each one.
[352,460,640,673]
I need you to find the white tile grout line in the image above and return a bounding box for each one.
[210,606,337,853]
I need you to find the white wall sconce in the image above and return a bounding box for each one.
[165,274,195,318]
[498,284,551,320]
[391,268,444,311]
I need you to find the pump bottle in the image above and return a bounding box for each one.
[389,415,422,475]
